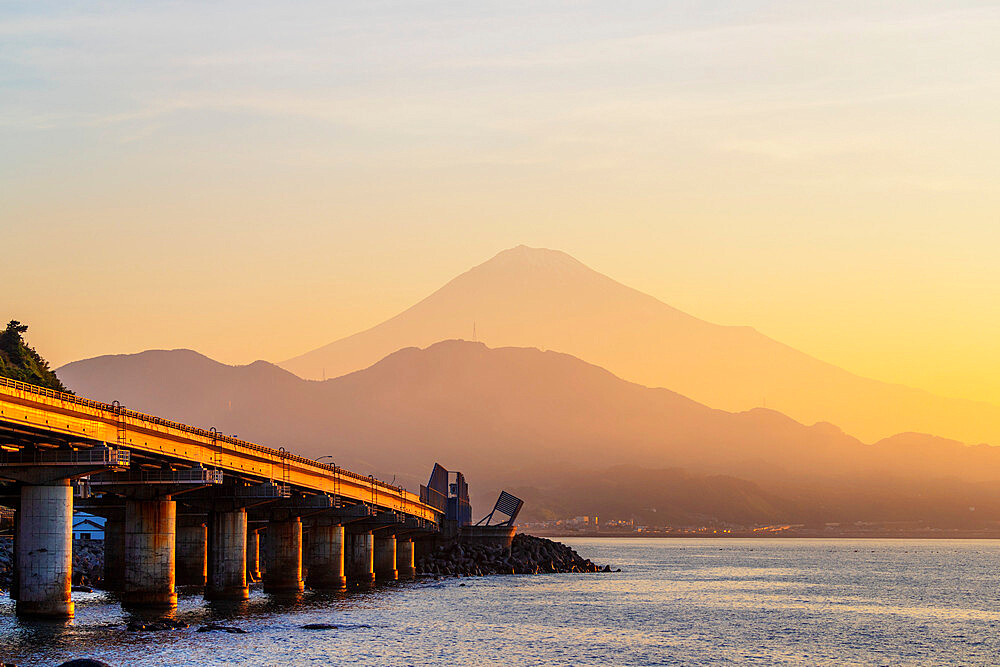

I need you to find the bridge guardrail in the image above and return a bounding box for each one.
[88,468,224,484]
[0,376,408,498]
[0,445,129,467]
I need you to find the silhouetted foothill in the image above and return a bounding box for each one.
[58,340,1000,529]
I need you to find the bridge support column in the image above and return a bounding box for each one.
[103,516,125,591]
[123,498,177,608]
[345,531,375,586]
[176,520,207,586]
[14,483,74,618]
[305,524,346,590]
[396,538,416,580]
[374,534,397,581]
[206,509,249,600]
[263,518,304,593]
[247,529,261,582]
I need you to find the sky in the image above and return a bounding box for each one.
[2,1,999,405]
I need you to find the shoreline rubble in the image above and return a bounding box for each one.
[0,537,104,593]
[417,533,617,577]
[0,534,615,597]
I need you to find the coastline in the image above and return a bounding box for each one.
[534,530,1000,539]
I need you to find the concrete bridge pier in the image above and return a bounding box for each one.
[176,518,207,586]
[305,523,346,590]
[396,538,416,579]
[103,515,126,591]
[345,531,375,586]
[123,498,178,608]
[374,534,397,581]
[4,446,129,617]
[263,518,304,593]
[206,509,249,600]
[247,528,262,582]
[14,483,74,618]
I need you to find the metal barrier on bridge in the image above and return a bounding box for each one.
[88,467,223,485]
[0,376,406,497]
[0,446,130,468]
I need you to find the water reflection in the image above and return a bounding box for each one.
[3,540,1000,666]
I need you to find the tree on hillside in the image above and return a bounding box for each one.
[0,320,72,392]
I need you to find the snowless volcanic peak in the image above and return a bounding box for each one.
[279,244,697,381]
[279,245,1000,446]
[477,245,595,278]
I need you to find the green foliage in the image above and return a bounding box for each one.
[0,320,72,393]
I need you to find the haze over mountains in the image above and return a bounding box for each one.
[59,341,1000,526]
[281,246,1000,446]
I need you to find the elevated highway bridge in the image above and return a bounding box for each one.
[0,377,442,617]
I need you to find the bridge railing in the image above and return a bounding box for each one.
[0,445,130,468]
[0,376,408,498]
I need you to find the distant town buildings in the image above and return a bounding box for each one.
[520,515,1000,538]
[567,516,598,528]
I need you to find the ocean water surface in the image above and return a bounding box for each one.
[2,538,999,666]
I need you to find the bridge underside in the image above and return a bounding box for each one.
[0,379,441,617]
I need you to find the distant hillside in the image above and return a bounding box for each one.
[512,466,1000,528]
[0,320,70,392]
[59,341,1000,526]
[510,466,795,525]
[279,245,1000,446]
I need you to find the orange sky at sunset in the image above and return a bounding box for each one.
[2,1,999,409]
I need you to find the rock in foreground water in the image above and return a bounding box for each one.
[198,624,247,634]
[127,619,188,632]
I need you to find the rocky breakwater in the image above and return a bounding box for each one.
[0,537,104,592]
[417,533,617,577]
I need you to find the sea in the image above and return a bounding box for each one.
[2,538,999,666]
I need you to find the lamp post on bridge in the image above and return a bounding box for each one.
[316,455,338,482]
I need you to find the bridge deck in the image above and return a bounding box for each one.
[0,377,438,521]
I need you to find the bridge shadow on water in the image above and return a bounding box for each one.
[1,578,413,666]
[2,578,413,640]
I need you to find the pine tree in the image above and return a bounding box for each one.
[0,320,72,392]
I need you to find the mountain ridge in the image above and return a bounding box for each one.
[58,340,1000,525]
[277,245,1000,446]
